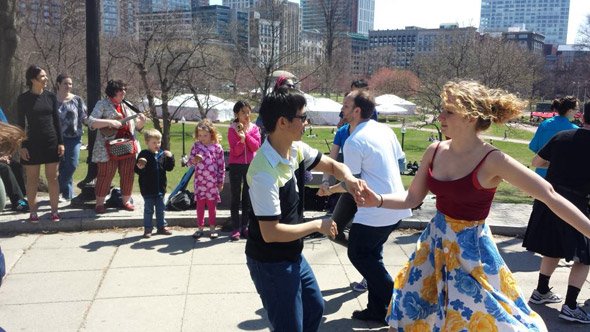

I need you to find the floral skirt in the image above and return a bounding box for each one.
[386,211,547,331]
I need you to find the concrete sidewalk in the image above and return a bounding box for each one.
[1,228,589,331]
[0,194,532,236]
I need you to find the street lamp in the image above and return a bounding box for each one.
[401,125,407,151]
[180,116,187,166]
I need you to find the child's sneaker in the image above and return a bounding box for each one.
[529,288,563,304]
[50,213,60,222]
[559,304,590,324]
[210,232,219,239]
[192,230,204,239]
[230,230,240,241]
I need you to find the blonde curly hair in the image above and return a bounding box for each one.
[441,80,527,131]
[194,119,222,144]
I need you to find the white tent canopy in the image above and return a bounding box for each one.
[141,94,235,122]
[375,94,417,115]
[304,94,342,126]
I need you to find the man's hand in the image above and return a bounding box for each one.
[344,177,366,202]
[318,219,338,239]
[57,144,65,157]
[317,182,331,197]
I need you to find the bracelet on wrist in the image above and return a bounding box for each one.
[377,194,384,208]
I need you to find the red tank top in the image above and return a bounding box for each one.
[426,143,498,221]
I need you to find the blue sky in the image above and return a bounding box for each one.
[210,0,590,44]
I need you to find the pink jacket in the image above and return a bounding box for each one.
[227,122,261,165]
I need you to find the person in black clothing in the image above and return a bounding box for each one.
[524,102,590,323]
[134,129,175,238]
[17,65,64,223]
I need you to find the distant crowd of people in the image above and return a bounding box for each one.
[2,64,590,330]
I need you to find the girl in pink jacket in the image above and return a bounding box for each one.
[227,101,261,241]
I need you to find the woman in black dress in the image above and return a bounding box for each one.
[524,102,590,323]
[17,65,64,223]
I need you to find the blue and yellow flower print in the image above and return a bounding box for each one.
[386,212,547,331]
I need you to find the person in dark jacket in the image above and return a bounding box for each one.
[135,129,175,238]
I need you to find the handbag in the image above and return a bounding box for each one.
[105,130,136,160]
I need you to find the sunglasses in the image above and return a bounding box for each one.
[292,113,308,122]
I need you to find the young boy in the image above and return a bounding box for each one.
[135,129,175,238]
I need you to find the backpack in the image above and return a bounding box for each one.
[166,189,195,211]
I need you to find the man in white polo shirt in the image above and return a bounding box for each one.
[328,90,411,325]
[246,87,365,332]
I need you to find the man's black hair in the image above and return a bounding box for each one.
[259,87,307,133]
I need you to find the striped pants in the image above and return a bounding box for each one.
[95,157,135,198]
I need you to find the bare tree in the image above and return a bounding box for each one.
[110,14,214,149]
[577,14,590,47]
[0,0,20,119]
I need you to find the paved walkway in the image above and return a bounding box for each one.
[1,196,590,331]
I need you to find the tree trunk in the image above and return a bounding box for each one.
[0,0,19,120]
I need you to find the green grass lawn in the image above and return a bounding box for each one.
[72,121,534,204]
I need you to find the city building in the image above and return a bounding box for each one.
[479,0,570,45]
[300,30,324,67]
[300,0,374,36]
[368,25,478,69]
[194,5,250,49]
[222,0,258,9]
[249,11,281,66]
[138,0,191,13]
[137,10,194,40]
[18,0,65,26]
[502,29,545,53]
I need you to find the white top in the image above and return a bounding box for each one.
[343,120,412,227]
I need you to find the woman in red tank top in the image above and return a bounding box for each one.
[359,81,590,331]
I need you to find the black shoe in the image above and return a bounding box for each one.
[351,309,386,325]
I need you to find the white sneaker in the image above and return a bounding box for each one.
[559,304,590,324]
[529,288,563,304]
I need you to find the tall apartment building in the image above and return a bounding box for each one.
[300,0,374,36]
[222,0,258,9]
[480,0,570,45]
[194,5,250,49]
[368,25,478,69]
[18,0,66,25]
[138,0,191,13]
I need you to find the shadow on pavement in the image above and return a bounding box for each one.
[322,286,361,315]
[237,308,270,331]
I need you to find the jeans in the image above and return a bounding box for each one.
[247,255,324,332]
[0,163,25,205]
[143,195,166,230]
[58,137,81,199]
[348,222,398,319]
[229,164,251,231]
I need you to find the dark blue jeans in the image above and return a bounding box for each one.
[58,137,81,199]
[246,255,324,332]
[348,222,398,319]
[143,195,166,231]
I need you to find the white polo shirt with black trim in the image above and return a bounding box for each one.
[245,139,322,262]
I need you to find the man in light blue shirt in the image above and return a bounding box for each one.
[529,97,579,177]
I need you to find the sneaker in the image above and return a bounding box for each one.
[29,212,39,223]
[122,201,135,211]
[230,230,240,241]
[50,213,60,222]
[156,227,172,235]
[529,288,563,304]
[559,304,590,324]
[210,232,219,239]
[352,278,368,292]
[143,230,152,239]
[13,199,29,212]
[351,309,386,325]
[192,230,204,239]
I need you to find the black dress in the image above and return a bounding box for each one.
[523,129,590,264]
[17,90,63,165]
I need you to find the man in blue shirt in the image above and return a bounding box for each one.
[529,97,579,178]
